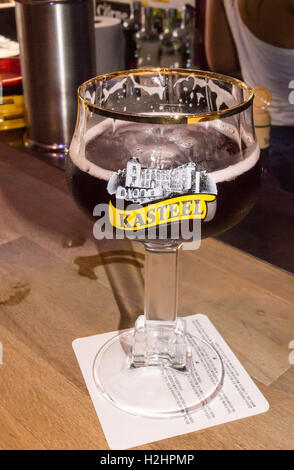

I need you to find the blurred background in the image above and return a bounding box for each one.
[0,0,293,271]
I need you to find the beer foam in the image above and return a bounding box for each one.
[69,118,260,184]
[69,120,114,181]
[211,145,259,183]
[129,75,166,100]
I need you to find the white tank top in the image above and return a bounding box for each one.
[223,0,294,126]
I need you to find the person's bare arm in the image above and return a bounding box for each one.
[205,0,240,74]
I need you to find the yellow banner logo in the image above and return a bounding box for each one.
[109,194,216,231]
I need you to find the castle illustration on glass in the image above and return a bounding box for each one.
[107,157,217,204]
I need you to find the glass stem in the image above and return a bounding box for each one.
[144,243,179,323]
[130,242,188,369]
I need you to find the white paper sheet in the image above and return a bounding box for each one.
[73,314,269,450]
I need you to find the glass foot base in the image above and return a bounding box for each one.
[93,329,224,418]
[129,315,191,371]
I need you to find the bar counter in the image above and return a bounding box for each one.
[0,141,293,450]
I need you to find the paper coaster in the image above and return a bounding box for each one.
[73,314,269,450]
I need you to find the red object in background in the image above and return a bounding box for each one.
[0,57,22,88]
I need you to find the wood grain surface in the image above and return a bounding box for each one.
[0,143,293,450]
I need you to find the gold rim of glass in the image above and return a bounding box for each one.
[78,68,254,124]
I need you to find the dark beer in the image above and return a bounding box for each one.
[66,119,261,241]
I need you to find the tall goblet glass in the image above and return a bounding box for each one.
[66,69,260,418]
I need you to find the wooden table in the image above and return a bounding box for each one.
[0,142,293,450]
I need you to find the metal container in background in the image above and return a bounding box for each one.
[15,0,96,156]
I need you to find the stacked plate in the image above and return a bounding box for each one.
[0,35,19,59]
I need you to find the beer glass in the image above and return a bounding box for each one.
[66,69,260,418]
